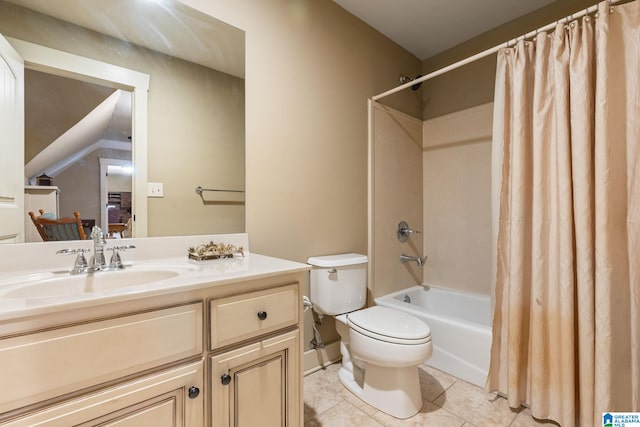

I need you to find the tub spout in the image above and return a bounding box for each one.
[400,254,426,266]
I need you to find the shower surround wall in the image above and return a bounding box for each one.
[369,101,423,300]
[370,101,493,300]
[422,103,493,296]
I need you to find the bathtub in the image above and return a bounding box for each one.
[375,285,492,387]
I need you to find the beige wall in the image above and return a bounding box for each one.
[0,2,245,236]
[6,0,594,363]
[146,55,245,236]
[421,0,597,119]
[423,103,493,296]
[370,102,423,300]
[181,0,421,261]
[181,0,421,358]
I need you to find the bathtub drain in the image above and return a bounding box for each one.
[403,294,411,303]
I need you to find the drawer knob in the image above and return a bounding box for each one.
[221,373,232,385]
[188,386,200,399]
[257,311,268,320]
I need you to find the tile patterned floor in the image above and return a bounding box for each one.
[303,363,560,427]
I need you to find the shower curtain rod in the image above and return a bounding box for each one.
[371,0,623,101]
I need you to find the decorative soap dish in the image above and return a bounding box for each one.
[188,241,245,261]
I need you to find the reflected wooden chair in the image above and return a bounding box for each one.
[28,209,87,241]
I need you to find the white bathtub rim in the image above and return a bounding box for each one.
[375,284,493,330]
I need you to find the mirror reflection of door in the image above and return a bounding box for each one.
[24,69,132,238]
[103,161,132,238]
[0,34,24,243]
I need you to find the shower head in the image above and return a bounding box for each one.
[399,74,423,91]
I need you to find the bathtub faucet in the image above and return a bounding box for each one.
[400,254,426,266]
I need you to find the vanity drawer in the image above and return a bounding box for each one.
[210,284,298,349]
[0,302,203,415]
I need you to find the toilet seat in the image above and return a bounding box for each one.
[347,306,431,345]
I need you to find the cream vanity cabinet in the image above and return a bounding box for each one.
[0,302,205,426]
[0,273,304,427]
[209,284,300,427]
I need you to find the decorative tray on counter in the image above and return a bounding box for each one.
[188,241,245,261]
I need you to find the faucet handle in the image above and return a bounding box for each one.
[113,244,136,251]
[56,248,91,256]
[397,221,422,242]
[107,245,135,269]
[57,248,91,274]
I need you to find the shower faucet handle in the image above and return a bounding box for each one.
[397,220,421,242]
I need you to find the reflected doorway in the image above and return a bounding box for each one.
[25,69,133,237]
[100,159,133,238]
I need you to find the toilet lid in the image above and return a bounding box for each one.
[347,306,431,344]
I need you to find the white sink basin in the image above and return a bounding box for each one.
[0,265,197,299]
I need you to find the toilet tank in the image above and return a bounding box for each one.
[307,253,368,315]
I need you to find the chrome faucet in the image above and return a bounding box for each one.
[90,226,107,271]
[400,254,426,266]
[57,226,135,274]
[56,248,90,275]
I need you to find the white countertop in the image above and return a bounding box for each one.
[0,234,311,321]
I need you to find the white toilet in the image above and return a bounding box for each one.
[307,253,432,419]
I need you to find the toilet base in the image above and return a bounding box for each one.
[338,362,423,419]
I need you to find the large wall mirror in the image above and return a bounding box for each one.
[0,0,245,243]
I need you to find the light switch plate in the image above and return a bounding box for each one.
[147,182,164,197]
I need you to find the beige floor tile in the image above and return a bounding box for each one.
[305,400,384,427]
[322,361,381,416]
[336,385,379,416]
[433,380,517,426]
[304,365,346,421]
[371,400,466,427]
[303,362,561,427]
[510,407,561,426]
[418,364,458,402]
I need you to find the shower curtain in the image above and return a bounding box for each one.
[487,1,640,426]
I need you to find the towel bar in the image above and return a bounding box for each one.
[195,186,244,195]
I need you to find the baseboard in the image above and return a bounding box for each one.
[303,340,341,376]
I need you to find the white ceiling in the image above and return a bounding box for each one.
[333,0,557,60]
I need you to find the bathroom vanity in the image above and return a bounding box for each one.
[0,234,309,427]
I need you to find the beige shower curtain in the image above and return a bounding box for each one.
[487,1,640,426]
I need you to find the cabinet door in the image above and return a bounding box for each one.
[2,362,204,427]
[210,330,300,427]
[0,34,24,244]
